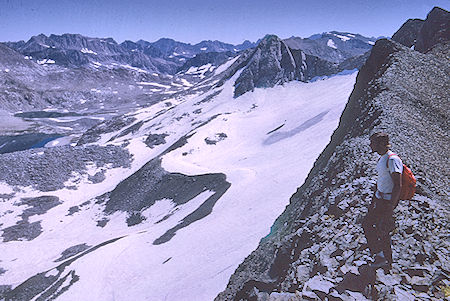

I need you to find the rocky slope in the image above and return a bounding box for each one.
[216,8,449,301]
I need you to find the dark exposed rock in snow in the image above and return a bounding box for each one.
[216,16,449,301]
[2,236,125,301]
[2,220,43,242]
[0,145,132,191]
[1,196,61,242]
[144,133,168,148]
[76,116,137,145]
[97,157,231,244]
[54,243,92,262]
[19,196,61,219]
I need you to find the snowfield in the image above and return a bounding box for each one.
[0,71,357,301]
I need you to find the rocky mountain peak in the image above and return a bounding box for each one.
[391,19,425,48]
[223,33,367,98]
[232,34,297,97]
[393,6,449,53]
[415,6,449,53]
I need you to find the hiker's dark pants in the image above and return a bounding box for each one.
[362,196,395,263]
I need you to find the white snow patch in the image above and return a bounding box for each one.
[185,63,214,79]
[327,39,337,49]
[120,64,147,73]
[334,34,351,41]
[37,59,56,65]
[214,55,239,75]
[368,41,375,45]
[180,78,193,87]
[200,47,208,51]
[137,82,170,89]
[0,182,14,194]
[80,48,98,55]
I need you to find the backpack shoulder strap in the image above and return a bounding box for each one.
[386,153,399,168]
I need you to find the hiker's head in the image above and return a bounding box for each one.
[370,132,390,154]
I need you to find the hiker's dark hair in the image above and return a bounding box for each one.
[370,132,391,148]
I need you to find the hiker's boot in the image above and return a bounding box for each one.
[371,252,389,269]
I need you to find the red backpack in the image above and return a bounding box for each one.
[387,153,416,200]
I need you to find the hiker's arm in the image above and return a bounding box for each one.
[391,172,402,207]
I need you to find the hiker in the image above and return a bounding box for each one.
[362,132,403,268]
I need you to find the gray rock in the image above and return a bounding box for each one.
[296,265,310,283]
[0,144,132,191]
[392,19,425,48]
[303,275,334,294]
[54,243,91,262]
[18,196,61,220]
[88,171,106,184]
[393,286,415,301]
[2,220,42,242]
[415,7,450,53]
[144,133,168,148]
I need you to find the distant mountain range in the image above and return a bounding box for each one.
[3,31,375,74]
[0,31,376,112]
[285,31,376,63]
[4,34,257,74]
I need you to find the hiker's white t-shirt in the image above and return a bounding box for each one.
[375,150,403,200]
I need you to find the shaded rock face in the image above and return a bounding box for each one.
[415,7,450,53]
[216,25,449,301]
[393,7,449,53]
[233,35,298,97]
[392,19,425,48]
[0,43,38,71]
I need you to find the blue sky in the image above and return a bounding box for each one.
[1,0,448,44]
